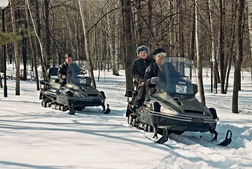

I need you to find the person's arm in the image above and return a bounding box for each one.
[145,64,157,87]
[145,66,154,87]
[58,64,66,79]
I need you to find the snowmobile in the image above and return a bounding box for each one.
[39,62,110,115]
[126,57,232,146]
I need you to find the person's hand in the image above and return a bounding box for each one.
[62,75,66,79]
[81,70,87,74]
[150,77,157,84]
[139,81,144,86]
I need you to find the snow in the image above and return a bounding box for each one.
[0,67,252,169]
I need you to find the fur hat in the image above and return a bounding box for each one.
[136,45,149,55]
[153,48,166,57]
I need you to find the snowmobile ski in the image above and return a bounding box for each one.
[143,129,232,147]
[218,130,232,146]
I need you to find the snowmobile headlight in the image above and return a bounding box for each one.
[176,84,187,94]
[79,78,86,84]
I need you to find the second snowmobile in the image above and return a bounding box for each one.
[39,62,110,115]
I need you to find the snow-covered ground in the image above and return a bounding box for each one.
[0,67,252,169]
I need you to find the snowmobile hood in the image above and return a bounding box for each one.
[151,91,212,118]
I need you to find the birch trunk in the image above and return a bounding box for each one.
[26,0,46,79]
[25,3,40,90]
[78,0,96,88]
[195,0,206,105]
[209,0,217,93]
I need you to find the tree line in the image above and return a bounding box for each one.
[0,0,250,113]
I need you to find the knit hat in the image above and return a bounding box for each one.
[65,53,73,58]
[153,48,166,57]
[136,45,149,55]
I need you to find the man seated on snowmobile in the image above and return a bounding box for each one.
[144,48,166,98]
[58,53,73,86]
[131,45,155,109]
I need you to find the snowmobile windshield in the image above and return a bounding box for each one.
[67,62,91,85]
[156,57,195,96]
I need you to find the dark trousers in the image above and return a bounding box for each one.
[134,85,146,107]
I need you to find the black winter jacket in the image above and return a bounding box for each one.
[58,62,69,79]
[131,57,155,85]
[144,62,160,88]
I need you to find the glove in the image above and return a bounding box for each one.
[150,77,157,84]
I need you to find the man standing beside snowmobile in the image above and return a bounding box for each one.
[58,53,73,86]
[145,48,166,97]
[131,45,155,108]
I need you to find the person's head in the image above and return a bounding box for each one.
[153,48,166,65]
[136,45,149,60]
[65,53,73,64]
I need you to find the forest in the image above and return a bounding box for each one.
[0,0,250,113]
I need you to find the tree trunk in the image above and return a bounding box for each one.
[64,0,75,55]
[113,2,120,76]
[44,0,50,68]
[195,0,205,105]
[232,0,244,113]
[136,0,143,45]
[17,1,27,81]
[25,2,40,90]
[225,2,237,93]
[78,0,96,89]
[27,0,47,79]
[190,1,195,61]
[219,0,226,94]
[10,0,20,95]
[248,0,252,86]
[121,0,134,94]
[208,0,216,93]
[35,0,44,75]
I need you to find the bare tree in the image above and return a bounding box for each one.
[121,0,134,93]
[195,0,205,105]
[44,0,51,68]
[26,0,47,79]
[106,0,119,76]
[232,0,245,113]
[10,0,20,95]
[78,0,96,88]
[25,2,40,90]
[208,0,217,93]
